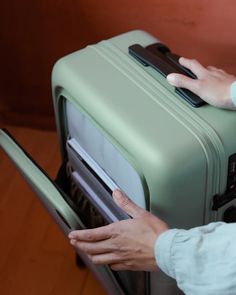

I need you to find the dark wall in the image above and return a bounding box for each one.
[1,0,236,129]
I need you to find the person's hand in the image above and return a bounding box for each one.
[68,190,168,271]
[167,57,236,109]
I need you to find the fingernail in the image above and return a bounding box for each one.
[68,232,75,239]
[112,189,121,200]
[167,74,177,86]
[70,239,76,245]
[113,190,124,201]
[113,188,120,195]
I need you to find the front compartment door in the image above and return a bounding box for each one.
[0,128,126,295]
[0,128,85,234]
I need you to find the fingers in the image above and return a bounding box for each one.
[88,253,125,265]
[167,73,200,94]
[179,57,207,78]
[70,239,115,255]
[166,57,206,94]
[68,224,113,242]
[112,189,146,218]
[110,263,143,271]
[207,66,219,71]
[110,263,128,271]
[207,65,225,73]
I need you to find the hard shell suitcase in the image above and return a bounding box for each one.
[1,30,236,295]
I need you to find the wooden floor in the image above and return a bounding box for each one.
[0,126,107,295]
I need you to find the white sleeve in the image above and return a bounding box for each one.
[155,222,236,295]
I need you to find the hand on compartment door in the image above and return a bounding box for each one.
[167,57,236,110]
[68,189,169,272]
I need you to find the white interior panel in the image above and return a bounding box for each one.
[66,100,146,209]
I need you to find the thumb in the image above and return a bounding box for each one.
[112,189,146,218]
[167,73,200,95]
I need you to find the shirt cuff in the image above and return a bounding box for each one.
[230,80,236,107]
[154,229,179,279]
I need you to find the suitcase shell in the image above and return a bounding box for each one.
[52,30,236,228]
[1,30,236,295]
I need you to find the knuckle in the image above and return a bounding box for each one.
[112,241,122,251]
[190,58,198,65]
[107,223,114,232]
[90,255,100,264]
[194,80,202,94]
[111,264,123,271]
[125,261,134,269]
[108,222,120,237]
[77,242,86,251]
[78,243,92,254]
[115,194,130,209]
[85,232,94,241]
[106,224,115,237]
[206,66,213,71]
[173,75,181,86]
[84,232,91,240]
[87,254,92,261]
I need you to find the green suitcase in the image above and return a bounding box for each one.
[1,30,236,295]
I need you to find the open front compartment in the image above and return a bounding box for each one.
[0,128,128,295]
[64,96,148,210]
[0,126,148,295]
[57,148,149,295]
[55,94,150,295]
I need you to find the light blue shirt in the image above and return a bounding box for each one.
[155,222,236,295]
[230,81,236,107]
[154,81,236,294]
